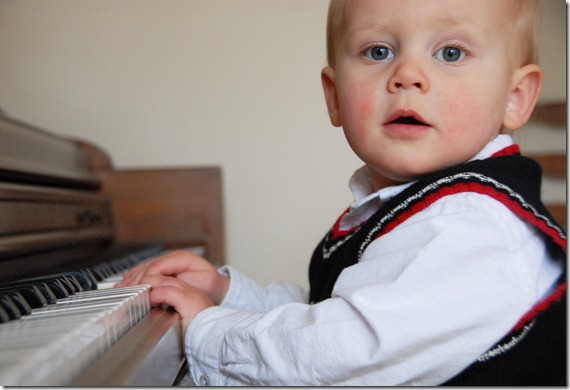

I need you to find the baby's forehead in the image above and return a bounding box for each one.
[341,0,512,28]
[339,0,520,48]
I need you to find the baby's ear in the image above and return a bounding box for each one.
[321,67,342,127]
[503,64,542,130]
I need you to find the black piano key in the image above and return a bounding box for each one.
[55,278,74,295]
[0,295,21,320]
[59,276,78,294]
[65,275,83,292]
[9,292,32,315]
[93,264,112,279]
[88,267,106,282]
[7,286,48,309]
[110,256,136,275]
[107,262,122,275]
[67,271,94,291]
[45,280,69,299]
[80,269,99,288]
[0,304,10,323]
[33,283,57,305]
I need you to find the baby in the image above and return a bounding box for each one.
[118,0,566,385]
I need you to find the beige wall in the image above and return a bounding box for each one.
[0,0,566,289]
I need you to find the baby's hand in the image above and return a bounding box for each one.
[141,274,214,334]
[116,250,229,304]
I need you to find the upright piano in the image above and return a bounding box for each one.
[0,111,225,386]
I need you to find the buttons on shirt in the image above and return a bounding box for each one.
[198,374,209,386]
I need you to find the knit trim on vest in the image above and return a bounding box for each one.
[477,320,537,362]
[353,172,566,262]
[476,277,566,363]
[321,170,566,261]
[513,279,566,331]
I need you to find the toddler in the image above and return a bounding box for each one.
[118,0,566,385]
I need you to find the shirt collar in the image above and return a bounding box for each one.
[348,134,515,208]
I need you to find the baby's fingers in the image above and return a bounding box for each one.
[142,275,214,331]
[115,262,150,287]
[149,284,209,334]
[116,251,175,286]
[116,250,199,288]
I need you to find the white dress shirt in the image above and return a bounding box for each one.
[184,135,564,386]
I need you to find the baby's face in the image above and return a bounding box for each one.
[323,0,532,188]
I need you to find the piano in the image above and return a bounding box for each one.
[0,111,225,386]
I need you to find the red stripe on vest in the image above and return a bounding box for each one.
[512,281,566,331]
[375,181,566,252]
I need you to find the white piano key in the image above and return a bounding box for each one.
[0,245,167,386]
[0,284,152,385]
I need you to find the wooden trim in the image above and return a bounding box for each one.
[99,167,225,266]
[76,139,115,172]
[527,101,567,229]
[0,116,101,188]
[528,154,567,178]
[531,102,567,126]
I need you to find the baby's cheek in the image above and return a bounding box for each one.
[348,86,383,135]
[355,90,375,119]
[346,85,377,125]
[440,93,481,129]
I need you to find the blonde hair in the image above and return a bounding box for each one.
[511,0,541,66]
[325,0,541,68]
[326,0,344,69]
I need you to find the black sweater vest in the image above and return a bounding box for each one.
[308,154,566,385]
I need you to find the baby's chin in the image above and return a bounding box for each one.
[368,170,422,191]
[368,157,472,189]
[383,165,458,184]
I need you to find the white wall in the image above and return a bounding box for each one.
[0,0,566,289]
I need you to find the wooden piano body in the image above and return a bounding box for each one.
[0,111,225,386]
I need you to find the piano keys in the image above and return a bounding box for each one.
[0,286,151,385]
[0,244,186,386]
[0,111,224,386]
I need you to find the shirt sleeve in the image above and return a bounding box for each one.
[217,265,308,312]
[184,193,563,386]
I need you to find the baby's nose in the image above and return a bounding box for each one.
[387,61,430,93]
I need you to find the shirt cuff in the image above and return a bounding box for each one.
[217,265,242,308]
[217,265,272,311]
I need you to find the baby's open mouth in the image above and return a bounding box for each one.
[391,116,429,126]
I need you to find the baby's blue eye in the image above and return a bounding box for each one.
[364,46,395,61]
[435,46,465,62]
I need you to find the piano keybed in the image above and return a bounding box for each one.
[0,245,182,386]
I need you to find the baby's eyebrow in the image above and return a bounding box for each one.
[430,14,490,35]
